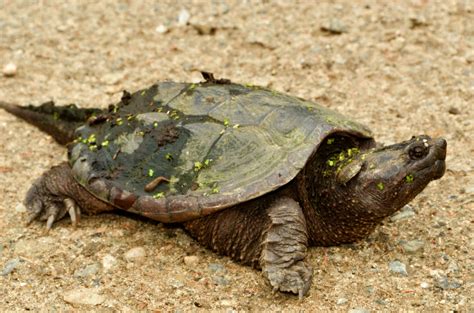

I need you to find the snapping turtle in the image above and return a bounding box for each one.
[0,73,446,297]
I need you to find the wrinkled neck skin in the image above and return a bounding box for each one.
[297,133,447,246]
[297,135,378,246]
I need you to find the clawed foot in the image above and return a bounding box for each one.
[25,196,81,230]
[23,163,83,231]
[263,260,313,299]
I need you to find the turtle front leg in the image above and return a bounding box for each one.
[24,162,114,230]
[260,197,313,298]
[184,196,313,297]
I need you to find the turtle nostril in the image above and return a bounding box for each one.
[409,144,428,160]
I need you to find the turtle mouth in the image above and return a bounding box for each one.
[409,137,446,181]
[432,159,446,179]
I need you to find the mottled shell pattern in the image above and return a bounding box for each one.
[69,81,372,222]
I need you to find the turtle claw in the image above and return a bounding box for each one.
[46,214,56,231]
[264,260,313,299]
[24,189,73,230]
[65,198,81,227]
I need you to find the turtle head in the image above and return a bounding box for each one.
[339,135,447,217]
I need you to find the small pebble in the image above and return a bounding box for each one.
[15,203,27,213]
[213,275,231,286]
[409,15,428,28]
[102,254,118,272]
[178,9,190,26]
[366,285,375,294]
[390,205,415,222]
[183,255,200,267]
[219,299,236,307]
[74,263,101,278]
[208,263,225,273]
[192,24,218,36]
[400,239,425,254]
[420,282,430,289]
[447,260,459,273]
[169,278,184,289]
[448,107,461,115]
[101,72,124,85]
[349,308,369,313]
[433,220,447,228]
[124,247,146,262]
[155,24,169,34]
[389,260,408,276]
[1,258,22,276]
[2,62,17,77]
[219,299,237,307]
[321,19,348,34]
[63,288,105,305]
[336,297,348,305]
[464,185,474,194]
[436,275,462,289]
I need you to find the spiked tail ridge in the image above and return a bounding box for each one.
[0,100,102,145]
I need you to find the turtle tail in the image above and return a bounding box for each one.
[0,100,102,146]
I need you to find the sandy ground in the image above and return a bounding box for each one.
[0,1,472,311]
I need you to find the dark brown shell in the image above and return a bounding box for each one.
[68,81,372,222]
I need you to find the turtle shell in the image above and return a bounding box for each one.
[68,81,372,222]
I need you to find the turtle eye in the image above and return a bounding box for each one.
[409,143,428,160]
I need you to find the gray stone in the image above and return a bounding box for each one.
[390,205,415,221]
[124,246,146,262]
[63,288,105,305]
[447,260,459,273]
[400,239,425,254]
[389,260,408,276]
[1,258,22,276]
[102,254,118,272]
[213,275,231,286]
[74,263,101,278]
[208,263,225,273]
[435,275,462,289]
[15,203,27,213]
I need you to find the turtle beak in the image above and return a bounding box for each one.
[432,138,447,179]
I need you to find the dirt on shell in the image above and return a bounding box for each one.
[0,1,472,311]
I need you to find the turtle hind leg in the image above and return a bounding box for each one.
[24,162,114,230]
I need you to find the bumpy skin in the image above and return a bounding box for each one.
[184,192,312,297]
